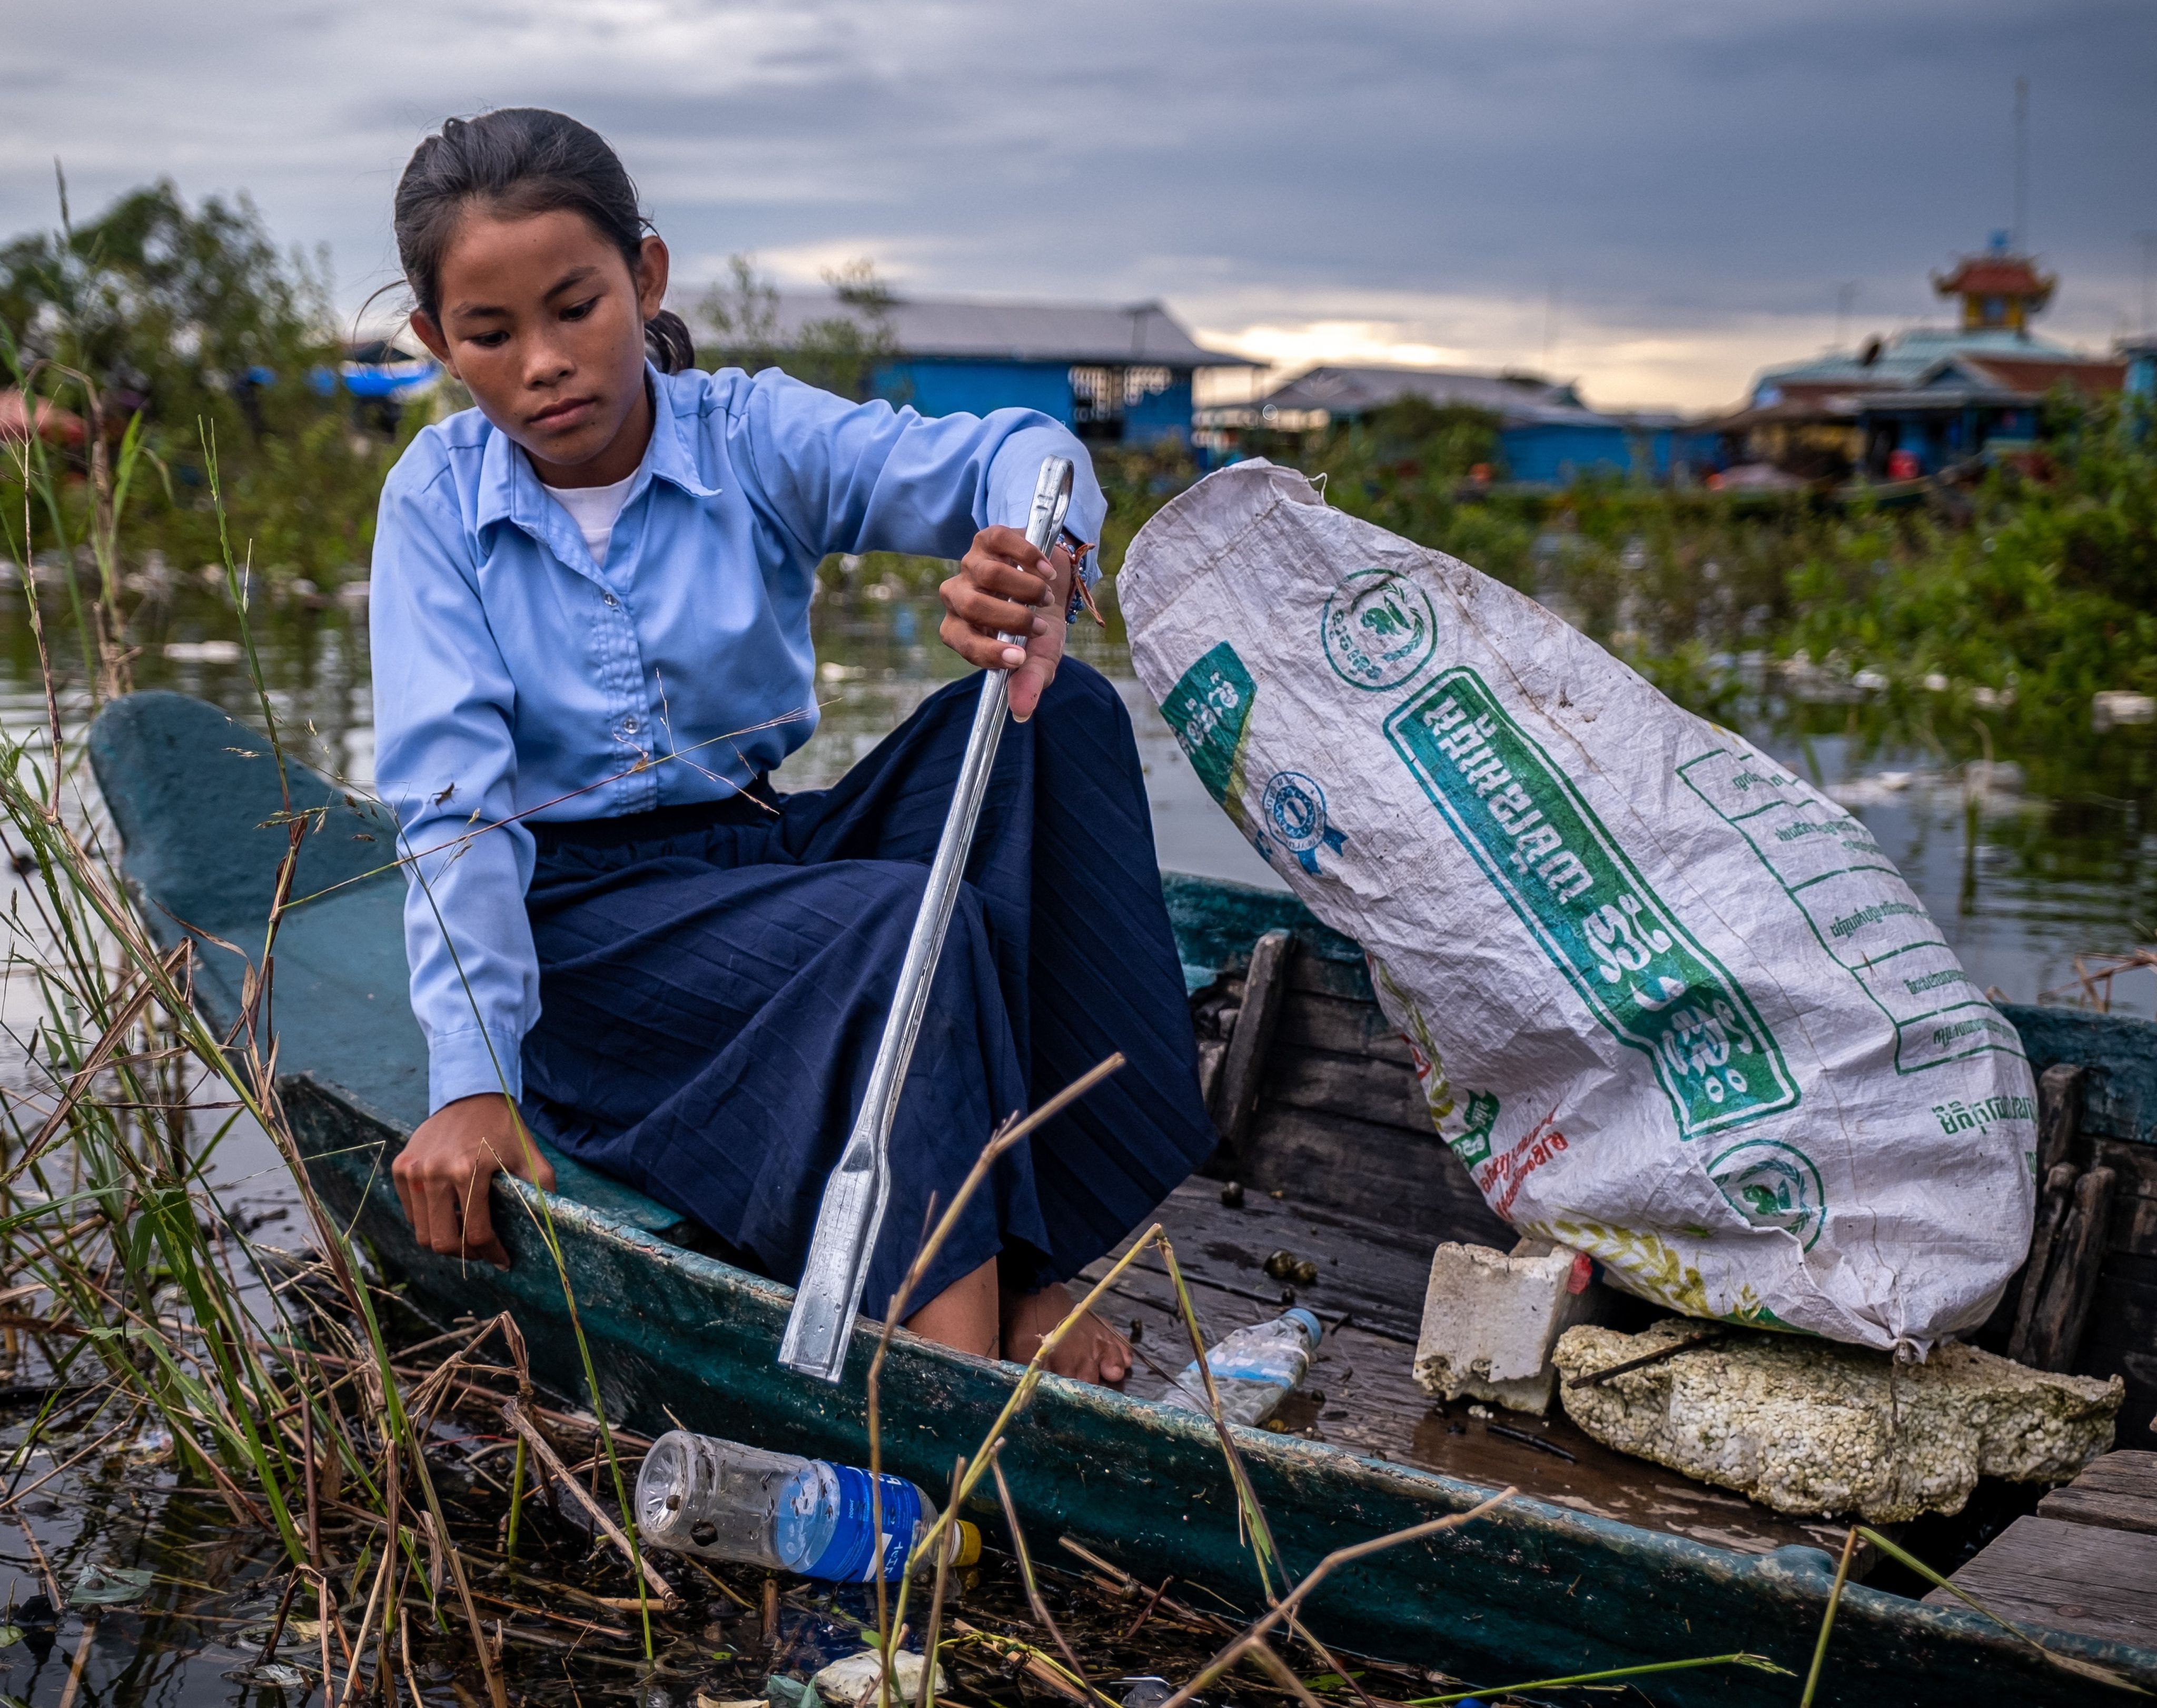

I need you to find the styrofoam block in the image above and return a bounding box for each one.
[1413,1238,1602,1416]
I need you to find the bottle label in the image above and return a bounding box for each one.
[803,1466,923,1582]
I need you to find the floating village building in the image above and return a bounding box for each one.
[746,292,1248,449]
[1201,364,1695,486]
[1712,234,2126,481]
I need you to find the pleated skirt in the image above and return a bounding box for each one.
[518,660,1218,1321]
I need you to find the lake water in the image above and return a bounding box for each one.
[8,578,2157,1017]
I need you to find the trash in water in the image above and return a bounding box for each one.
[68,1564,153,1606]
[1160,1307,1323,1427]
[226,1661,312,1689]
[812,1650,947,1705]
[636,1431,981,1582]
[764,1679,823,1708]
[1120,1679,1188,1708]
[0,1626,19,1650]
[127,1425,174,1462]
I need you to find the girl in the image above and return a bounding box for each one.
[372,108,1216,1384]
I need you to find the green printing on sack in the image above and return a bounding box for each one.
[1163,643,1258,829]
[1384,667,1798,1140]
[1452,1089,1500,1167]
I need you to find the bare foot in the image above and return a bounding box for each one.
[1000,1283,1131,1386]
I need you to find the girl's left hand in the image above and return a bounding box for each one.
[939,526,1073,722]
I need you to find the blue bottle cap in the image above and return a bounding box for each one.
[1284,1306,1323,1348]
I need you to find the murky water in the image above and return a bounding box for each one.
[9,578,2154,1012]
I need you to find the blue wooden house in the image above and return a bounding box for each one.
[1211,364,1703,484]
[765,293,1245,447]
[2125,337,2157,403]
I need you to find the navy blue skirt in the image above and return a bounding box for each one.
[518,660,1217,1321]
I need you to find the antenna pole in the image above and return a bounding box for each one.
[2012,76,2029,251]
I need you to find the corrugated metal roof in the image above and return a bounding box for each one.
[1756,327,2095,395]
[745,292,1248,367]
[1243,364,1690,431]
[1253,364,1581,418]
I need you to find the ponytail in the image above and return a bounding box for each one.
[394,108,695,375]
[644,309,696,376]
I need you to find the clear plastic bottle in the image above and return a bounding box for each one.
[1159,1307,1323,1427]
[635,1431,979,1582]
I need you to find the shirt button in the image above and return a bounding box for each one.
[622,716,640,734]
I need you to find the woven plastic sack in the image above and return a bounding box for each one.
[1121,461,2037,1351]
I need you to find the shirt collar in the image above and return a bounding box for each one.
[475,364,719,548]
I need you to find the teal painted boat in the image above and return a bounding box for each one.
[89,690,2157,1706]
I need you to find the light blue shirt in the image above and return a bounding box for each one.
[368,363,1105,1113]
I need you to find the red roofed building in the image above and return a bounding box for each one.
[1933,244,2056,333]
[1709,233,2124,481]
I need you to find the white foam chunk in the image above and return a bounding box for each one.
[1413,1238,1604,1416]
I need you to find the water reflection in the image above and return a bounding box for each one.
[5,581,2155,1012]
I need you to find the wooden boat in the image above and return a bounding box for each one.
[90,690,2157,1706]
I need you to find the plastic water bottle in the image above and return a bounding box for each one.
[1160,1307,1323,1427]
[635,1431,980,1582]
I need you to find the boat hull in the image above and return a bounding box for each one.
[289,1073,2154,1707]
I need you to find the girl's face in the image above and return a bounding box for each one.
[410,205,670,485]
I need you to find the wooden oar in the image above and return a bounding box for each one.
[779,454,1076,1383]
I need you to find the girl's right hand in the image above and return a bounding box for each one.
[938,525,1074,722]
[392,1094,558,1268]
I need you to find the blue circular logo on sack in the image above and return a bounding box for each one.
[1259,771,1348,876]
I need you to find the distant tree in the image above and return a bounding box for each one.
[0,176,334,442]
[699,255,901,402]
[1,176,413,584]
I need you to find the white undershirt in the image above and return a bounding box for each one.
[543,470,639,568]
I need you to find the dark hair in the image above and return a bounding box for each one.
[393,108,696,374]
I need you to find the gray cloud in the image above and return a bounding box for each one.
[5,0,2152,404]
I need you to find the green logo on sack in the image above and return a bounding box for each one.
[1162,642,1256,807]
[1384,667,1798,1140]
[1709,1139,1825,1249]
[1450,1089,1500,1167]
[1323,569,1436,690]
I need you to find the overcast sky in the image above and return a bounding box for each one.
[5,0,2153,407]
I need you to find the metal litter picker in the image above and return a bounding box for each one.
[778,454,1076,1383]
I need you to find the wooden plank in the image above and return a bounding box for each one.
[1993,1066,2092,1350]
[1265,1046,1433,1136]
[1238,1103,1511,1245]
[2022,1166,2116,1373]
[2071,1255,2157,1437]
[1923,1514,2157,1648]
[2036,1062,2087,1176]
[2008,1162,2081,1364]
[2067,1450,2157,1495]
[1211,929,1291,1157]
[2036,1484,2157,1535]
[2091,1139,2157,1259]
[1284,946,1377,1003]
[1273,989,1417,1068]
[1107,1177,1439,1343]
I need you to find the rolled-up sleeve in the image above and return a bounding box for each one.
[369,450,540,1111]
[726,371,1107,565]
